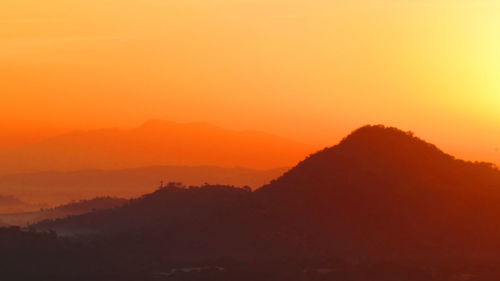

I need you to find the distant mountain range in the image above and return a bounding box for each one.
[0,120,315,176]
[0,165,287,204]
[35,125,500,262]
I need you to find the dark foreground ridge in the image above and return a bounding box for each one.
[4,125,500,281]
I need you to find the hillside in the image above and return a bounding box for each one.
[0,165,287,204]
[34,125,500,262]
[256,125,500,258]
[34,184,279,255]
[0,120,314,176]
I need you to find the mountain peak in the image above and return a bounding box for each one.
[340,125,417,146]
[258,124,465,194]
[335,125,447,159]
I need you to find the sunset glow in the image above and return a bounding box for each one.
[1,0,499,165]
[4,2,500,280]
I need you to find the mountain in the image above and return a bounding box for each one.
[0,197,127,226]
[0,165,287,204]
[256,125,500,258]
[0,120,315,176]
[34,183,294,259]
[34,125,500,261]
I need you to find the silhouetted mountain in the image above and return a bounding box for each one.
[261,125,499,196]
[33,125,500,263]
[255,125,500,259]
[0,165,287,204]
[0,120,314,176]
[35,182,317,264]
[35,184,269,249]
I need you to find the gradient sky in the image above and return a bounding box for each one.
[1,0,499,164]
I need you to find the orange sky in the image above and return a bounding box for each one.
[1,0,499,165]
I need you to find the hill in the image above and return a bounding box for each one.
[256,125,500,258]
[34,125,500,262]
[0,120,314,176]
[0,195,23,208]
[0,194,41,213]
[0,165,287,204]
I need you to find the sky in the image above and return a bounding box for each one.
[1,0,499,165]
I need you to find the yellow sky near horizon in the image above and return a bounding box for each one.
[0,0,499,164]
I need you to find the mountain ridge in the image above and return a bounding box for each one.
[0,120,315,176]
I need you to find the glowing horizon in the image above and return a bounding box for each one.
[1,0,499,166]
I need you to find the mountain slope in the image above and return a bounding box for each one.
[34,184,293,258]
[261,125,499,195]
[0,165,287,204]
[0,120,314,176]
[256,125,500,257]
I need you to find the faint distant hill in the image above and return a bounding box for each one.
[0,195,23,206]
[0,197,127,226]
[0,195,24,213]
[35,125,500,262]
[0,120,315,176]
[0,165,287,204]
[0,194,40,214]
